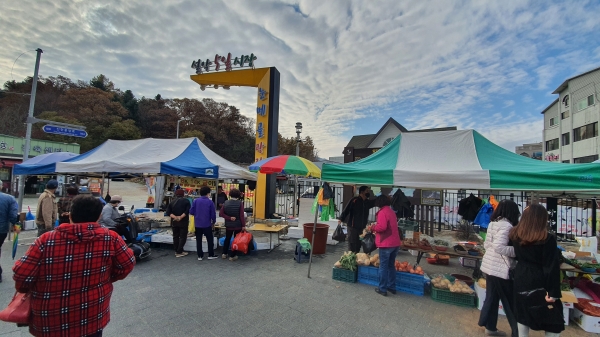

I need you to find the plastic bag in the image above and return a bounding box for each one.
[361,232,377,254]
[218,236,233,248]
[332,224,346,242]
[188,215,195,234]
[232,230,253,254]
[26,206,35,221]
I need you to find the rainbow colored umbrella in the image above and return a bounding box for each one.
[12,233,18,259]
[249,155,321,177]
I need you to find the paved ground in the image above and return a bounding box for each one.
[1,181,596,336]
[0,238,597,337]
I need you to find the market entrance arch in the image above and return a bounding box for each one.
[190,56,279,219]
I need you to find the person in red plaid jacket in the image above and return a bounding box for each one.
[13,195,136,337]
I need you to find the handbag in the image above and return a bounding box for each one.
[501,256,517,280]
[0,292,31,324]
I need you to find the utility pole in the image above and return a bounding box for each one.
[17,48,43,214]
[292,122,302,217]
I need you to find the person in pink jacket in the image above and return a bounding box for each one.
[370,195,401,296]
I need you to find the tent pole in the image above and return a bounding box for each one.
[100,173,105,197]
[307,179,322,278]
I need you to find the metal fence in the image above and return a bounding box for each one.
[245,182,598,242]
[410,191,597,241]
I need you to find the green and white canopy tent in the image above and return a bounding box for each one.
[322,130,600,192]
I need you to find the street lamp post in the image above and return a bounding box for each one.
[176,118,187,139]
[292,122,302,217]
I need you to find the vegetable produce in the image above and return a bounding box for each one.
[338,251,358,271]
[394,260,423,274]
[356,253,371,266]
[449,280,474,294]
[334,261,342,268]
[370,254,380,267]
[477,278,486,289]
[402,238,418,247]
[431,276,451,289]
[433,239,449,247]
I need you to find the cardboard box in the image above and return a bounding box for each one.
[575,251,593,257]
[572,307,600,333]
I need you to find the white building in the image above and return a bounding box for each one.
[542,66,600,163]
[515,142,542,160]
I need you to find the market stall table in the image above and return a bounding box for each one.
[403,245,483,278]
[214,223,288,253]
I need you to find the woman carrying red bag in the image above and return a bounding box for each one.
[219,189,246,261]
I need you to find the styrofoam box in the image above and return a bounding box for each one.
[459,257,478,268]
[23,220,36,231]
[475,282,506,316]
[183,237,218,252]
[572,307,600,333]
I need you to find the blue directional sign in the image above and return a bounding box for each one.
[42,125,87,138]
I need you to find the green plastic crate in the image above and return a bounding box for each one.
[332,267,357,283]
[430,286,476,307]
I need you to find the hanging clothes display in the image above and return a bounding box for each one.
[489,195,499,210]
[473,202,494,229]
[457,194,483,221]
[391,189,414,218]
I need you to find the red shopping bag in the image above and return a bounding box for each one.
[231,230,253,254]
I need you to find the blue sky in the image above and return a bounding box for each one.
[2,0,600,158]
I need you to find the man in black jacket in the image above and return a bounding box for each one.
[337,186,376,253]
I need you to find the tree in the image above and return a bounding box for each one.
[180,130,205,141]
[137,97,178,138]
[104,120,142,140]
[277,134,318,160]
[89,74,114,92]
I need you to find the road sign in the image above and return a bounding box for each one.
[42,125,88,138]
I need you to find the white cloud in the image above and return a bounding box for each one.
[1,0,600,157]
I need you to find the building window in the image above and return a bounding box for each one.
[549,117,557,126]
[573,155,599,163]
[573,122,598,142]
[577,95,595,111]
[561,110,570,119]
[562,132,570,146]
[545,138,559,151]
[562,95,569,107]
[562,160,570,163]
[382,137,395,147]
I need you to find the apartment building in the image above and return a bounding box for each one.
[542,66,600,163]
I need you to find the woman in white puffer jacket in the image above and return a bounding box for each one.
[478,199,520,337]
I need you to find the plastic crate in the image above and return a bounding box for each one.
[357,266,379,286]
[332,267,357,283]
[430,286,476,307]
[395,272,424,296]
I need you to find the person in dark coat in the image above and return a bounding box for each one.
[166,189,191,257]
[508,204,564,336]
[219,188,245,261]
[337,186,376,253]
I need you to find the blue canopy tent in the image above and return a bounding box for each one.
[13,152,79,175]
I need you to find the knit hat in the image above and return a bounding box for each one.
[175,189,185,197]
[46,179,58,189]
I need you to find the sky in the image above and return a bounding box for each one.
[2,0,600,158]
